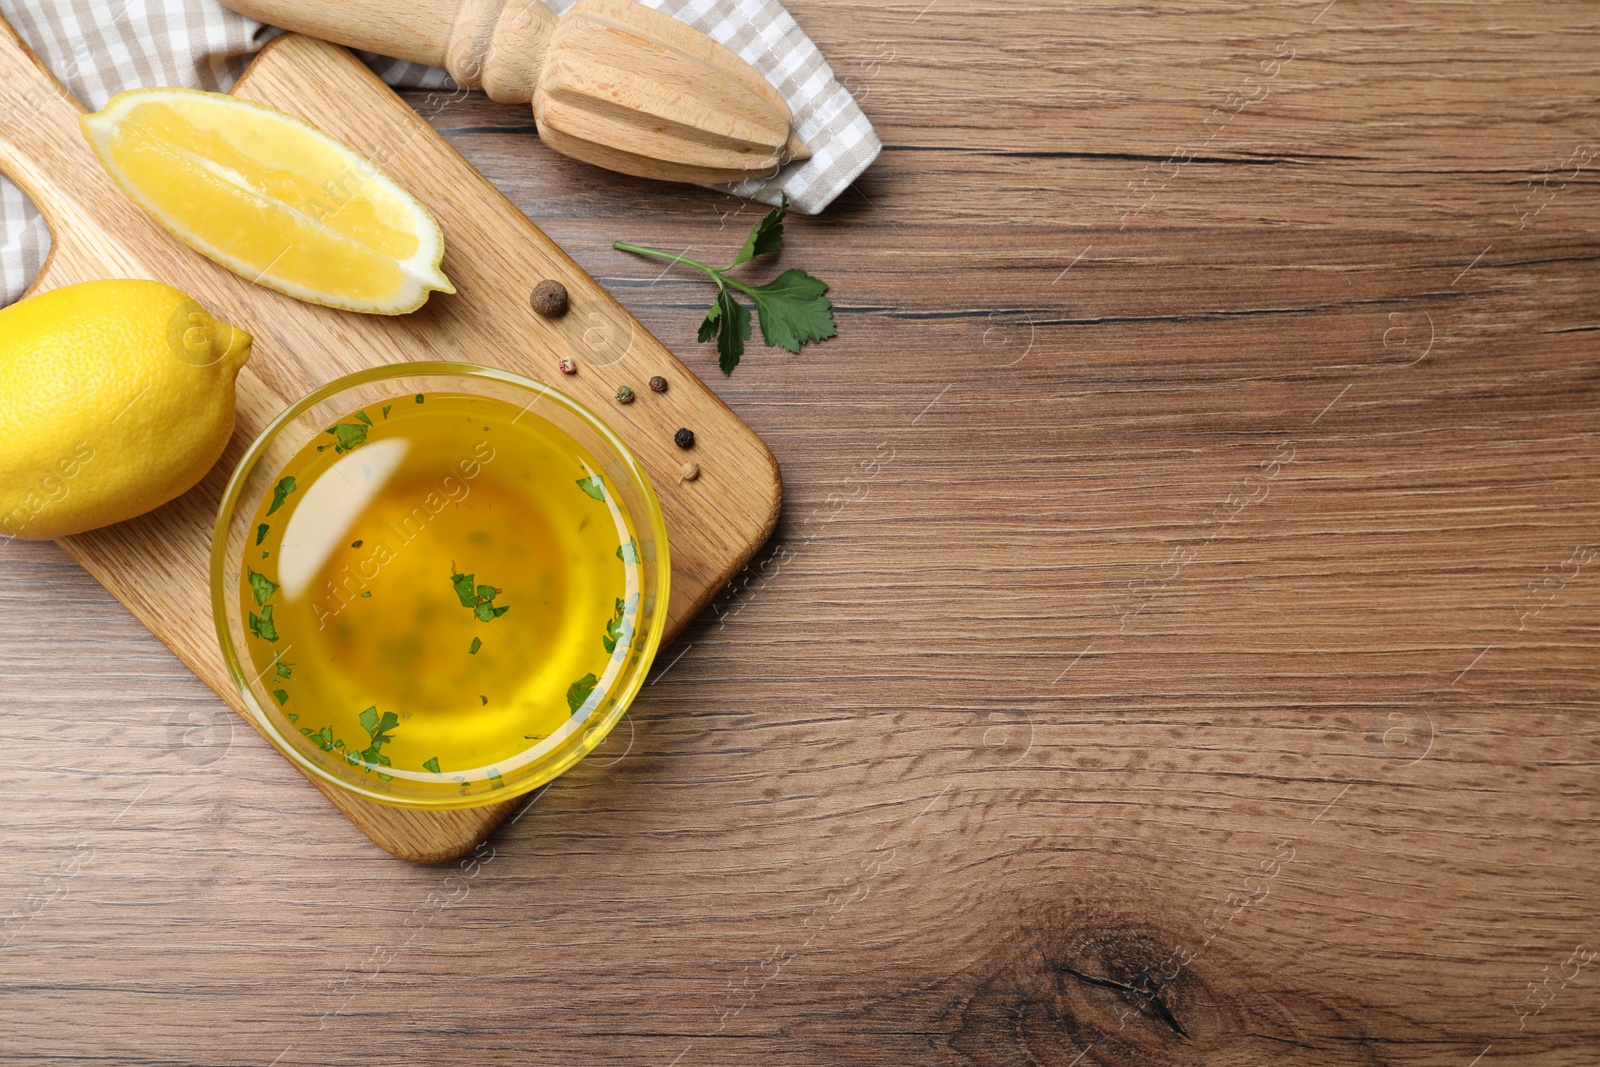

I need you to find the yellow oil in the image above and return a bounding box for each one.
[242,392,640,788]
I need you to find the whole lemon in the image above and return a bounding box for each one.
[0,280,251,539]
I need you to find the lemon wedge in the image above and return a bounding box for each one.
[82,88,454,315]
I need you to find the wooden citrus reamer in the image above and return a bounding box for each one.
[223,0,809,183]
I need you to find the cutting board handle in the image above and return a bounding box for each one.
[225,0,556,103]
[0,15,89,237]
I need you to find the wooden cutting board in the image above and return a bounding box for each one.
[0,22,780,862]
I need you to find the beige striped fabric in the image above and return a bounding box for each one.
[0,0,880,307]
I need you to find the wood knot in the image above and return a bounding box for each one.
[930,901,1391,1067]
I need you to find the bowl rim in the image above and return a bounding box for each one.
[210,360,671,810]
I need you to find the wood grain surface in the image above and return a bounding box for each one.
[0,28,780,861]
[3,0,1600,1063]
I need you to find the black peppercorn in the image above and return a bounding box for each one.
[674,427,695,449]
[530,280,569,318]
[649,375,669,393]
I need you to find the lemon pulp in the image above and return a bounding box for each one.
[242,394,641,789]
[82,88,453,315]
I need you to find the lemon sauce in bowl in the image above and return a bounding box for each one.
[213,365,669,808]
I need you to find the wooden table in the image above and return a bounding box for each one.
[3,1,1598,1063]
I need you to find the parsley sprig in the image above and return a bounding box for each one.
[613,195,836,374]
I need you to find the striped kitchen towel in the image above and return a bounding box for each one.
[0,0,880,307]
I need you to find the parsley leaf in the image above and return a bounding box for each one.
[743,269,838,353]
[576,475,606,500]
[337,706,401,775]
[613,194,834,374]
[325,421,369,454]
[566,673,599,714]
[617,539,639,564]
[468,637,482,655]
[248,604,278,642]
[354,410,373,427]
[730,198,787,267]
[248,569,278,607]
[255,523,270,546]
[423,756,441,774]
[603,597,627,653]
[266,476,297,516]
[451,571,510,621]
[382,404,393,419]
[276,662,293,680]
[273,689,289,706]
[698,286,751,375]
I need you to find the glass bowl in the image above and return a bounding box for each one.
[211,362,670,809]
